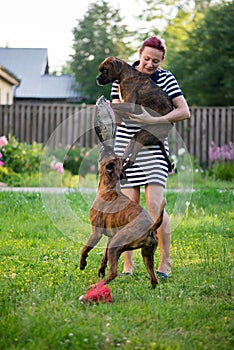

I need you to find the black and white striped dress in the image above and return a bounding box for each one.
[111,62,183,188]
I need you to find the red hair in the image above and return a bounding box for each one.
[139,36,167,59]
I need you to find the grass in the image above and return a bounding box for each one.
[0,184,233,349]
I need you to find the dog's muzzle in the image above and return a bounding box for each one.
[96,74,111,86]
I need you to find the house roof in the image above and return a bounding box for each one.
[0,48,81,100]
[0,64,20,86]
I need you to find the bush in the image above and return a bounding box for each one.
[0,135,98,187]
[63,145,98,176]
[211,161,234,181]
[1,135,43,175]
[51,144,98,177]
[0,166,22,186]
[208,141,234,181]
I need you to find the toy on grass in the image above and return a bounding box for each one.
[79,280,112,304]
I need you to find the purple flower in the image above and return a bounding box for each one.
[56,162,64,174]
[209,141,234,162]
[0,160,4,166]
[0,136,8,147]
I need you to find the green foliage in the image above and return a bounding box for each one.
[1,135,43,175]
[70,0,134,103]
[0,136,98,187]
[166,1,234,106]
[0,189,233,349]
[0,166,22,186]
[138,0,197,39]
[211,161,234,181]
[52,144,98,176]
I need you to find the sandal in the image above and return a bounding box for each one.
[120,272,133,277]
[156,270,172,278]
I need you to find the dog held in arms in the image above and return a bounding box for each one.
[80,146,166,288]
[96,56,174,172]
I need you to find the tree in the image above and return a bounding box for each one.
[69,0,133,103]
[168,1,234,106]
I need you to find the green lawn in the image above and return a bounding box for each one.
[0,185,233,349]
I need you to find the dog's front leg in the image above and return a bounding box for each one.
[98,238,111,277]
[104,246,123,284]
[80,227,103,270]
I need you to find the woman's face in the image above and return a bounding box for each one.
[138,46,164,75]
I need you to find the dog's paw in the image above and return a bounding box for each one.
[98,268,106,278]
[151,278,158,289]
[80,259,87,270]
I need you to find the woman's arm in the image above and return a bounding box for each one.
[127,95,190,124]
[112,98,122,103]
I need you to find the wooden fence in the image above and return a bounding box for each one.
[0,102,233,168]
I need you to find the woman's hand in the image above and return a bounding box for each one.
[126,95,190,124]
[127,106,163,124]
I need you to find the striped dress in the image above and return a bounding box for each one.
[111,61,183,188]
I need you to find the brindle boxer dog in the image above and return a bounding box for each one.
[96,56,173,172]
[80,146,166,288]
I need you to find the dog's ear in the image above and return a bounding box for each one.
[111,58,123,75]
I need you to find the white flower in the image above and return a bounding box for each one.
[178,148,186,156]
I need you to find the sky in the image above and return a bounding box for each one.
[0,0,143,72]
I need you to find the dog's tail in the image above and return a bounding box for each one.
[149,198,166,233]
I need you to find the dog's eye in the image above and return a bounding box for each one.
[102,68,108,74]
[106,162,115,170]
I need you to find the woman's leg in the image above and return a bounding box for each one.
[145,184,172,275]
[121,186,140,274]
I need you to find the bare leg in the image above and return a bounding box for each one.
[121,187,140,274]
[145,184,171,275]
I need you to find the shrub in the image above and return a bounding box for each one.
[1,135,43,175]
[51,144,98,176]
[0,135,98,187]
[211,161,234,181]
[208,141,234,181]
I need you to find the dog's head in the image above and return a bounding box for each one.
[98,145,126,183]
[96,57,124,86]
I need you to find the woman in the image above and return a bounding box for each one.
[111,36,190,277]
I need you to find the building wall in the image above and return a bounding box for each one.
[0,78,13,105]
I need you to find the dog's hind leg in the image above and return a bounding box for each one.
[80,228,103,270]
[141,244,158,289]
